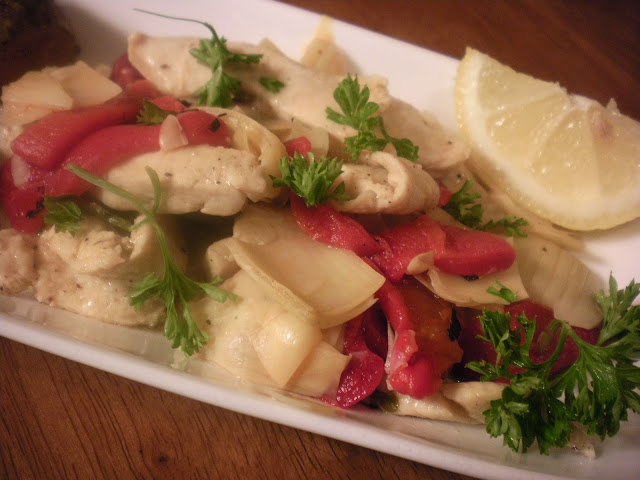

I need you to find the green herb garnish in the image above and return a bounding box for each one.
[326,74,418,162]
[259,76,285,93]
[487,281,519,303]
[443,180,529,237]
[468,276,640,454]
[66,164,236,356]
[43,196,134,235]
[134,10,280,107]
[272,152,350,207]
[43,196,83,235]
[190,23,261,107]
[137,99,179,125]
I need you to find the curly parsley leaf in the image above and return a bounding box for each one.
[259,76,285,93]
[43,196,83,235]
[443,180,529,237]
[133,10,278,108]
[442,180,483,227]
[326,74,418,161]
[137,99,179,125]
[189,22,262,107]
[44,196,134,235]
[487,281,519,303]
[66,163,236,356]
[468,277,640,454]
[481,216,530,238]
[272,152,350,207]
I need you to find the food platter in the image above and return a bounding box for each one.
[1,1,639,479]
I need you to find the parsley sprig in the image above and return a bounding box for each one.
[326,75,419,162]
[66,164,236,356]
[189,22,262,107]
[43,196,134,235]
[134,10,282,107]
[468,276,640,454]
[272,152,350,207]
[137,100,179,125]
[443,180,529,237]
[259,76,285,93]
[43,196,83,235]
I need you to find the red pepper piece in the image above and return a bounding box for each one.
[334,309,386,408]
[371,214,515,281]
[0,162,45,234]
[151,96,187,112]
[455,306,502,382]
[11,98,145,170]
[45,123,163,197]
[110,52,144,88]
[283,136,312,157]
[289,194,382,256]
[437,224,516,276]
[176,110,230,147]
[361,304,388,359]
[376,277,462,398]
[371,215,446,282]
[121,79,163,100]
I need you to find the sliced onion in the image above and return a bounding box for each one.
[195,270,348,396]
[286,341,350,397]
[252,304,322,387]
[231,205,385,328]
[514,236,604,329]
[228,236,384,328]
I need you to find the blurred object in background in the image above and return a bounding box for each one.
[1,0,80,86]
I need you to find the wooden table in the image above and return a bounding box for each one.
[2,1,639,479]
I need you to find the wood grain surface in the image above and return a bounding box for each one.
[2,1,639,479]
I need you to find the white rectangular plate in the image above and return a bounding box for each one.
[2,1,639,479]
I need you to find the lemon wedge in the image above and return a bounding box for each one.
[455,47,640,231]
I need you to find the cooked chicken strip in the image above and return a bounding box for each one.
[33,216,185,327]
[333,151,440,215]
[97,107,285,216]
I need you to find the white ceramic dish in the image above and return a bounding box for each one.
[1,1,639,479]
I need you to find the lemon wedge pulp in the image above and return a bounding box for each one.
[455,47,640,231]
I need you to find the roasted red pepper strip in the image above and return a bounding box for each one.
[110,52,144,88]
[371,215,445,281]
[151,96,187,112]
[289,194,382,256]
[176,109,229,146]
[333,309,386,408]
[376,277,462,398]
[371,214,515,281]
[45,123,163,196]
[10,80,162,171]
[0,162,45,234]
[10,100,145,170]
[283,136,312,157]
